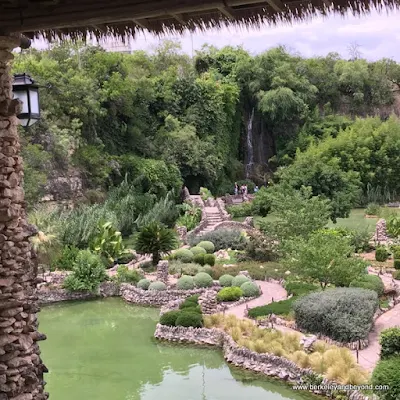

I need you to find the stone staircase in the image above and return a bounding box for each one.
[196,206,224,235]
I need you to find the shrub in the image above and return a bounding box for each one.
[232,275,250,287]
[293,288,378,343]
[148,281,167,291]
[200,187,213,201]
[387,214,400,238]
[219,274,234,287]
[350,275,385,296]
[376,246,390,262]
[198,265,213,275]
[63,250,107,292]
[240,281,260,297]
[189,229,246,251]
[180,304,202,314]
[51,245,79,270]
[159,310,181,326]
[115,265,143,284]
[203,254,216,266]
[175,312,203,328]
[371,357,400,400]
[217,287,243,302]
[137,278,151,290]
[243,231,277,262]
[365,203,380,216]
[193,253,205,265]
[197,241,215,254]
[190,246,207,256]
[394,259,400,270]
[175,248,194,263]
[134,222,178,266]
[181,263,201,276]
[391,245,400,259]
[392,270,400,279]
[380,327,400,358]
[176,275,195,290]
[226,202,253,218]
[183,294,200,304]
[248,298,297,318]
[194,272,213,288]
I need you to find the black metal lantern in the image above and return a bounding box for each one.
[12,73,40,127]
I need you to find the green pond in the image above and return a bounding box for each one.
[39,298,317,400]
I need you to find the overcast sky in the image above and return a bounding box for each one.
[33,9,400,61]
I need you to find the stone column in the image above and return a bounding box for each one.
[0,35,47,400]
[156,260,169,286]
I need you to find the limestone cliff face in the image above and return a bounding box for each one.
[41,169,83,203]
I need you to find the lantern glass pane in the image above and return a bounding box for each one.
[15,90,29,114]
[19,118,29,127]
[29,88,40,114]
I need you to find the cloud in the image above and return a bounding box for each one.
[32,9,400,61]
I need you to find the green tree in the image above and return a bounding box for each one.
[260,185,331,241]
[134,222,178,266]
[285,231,366,289]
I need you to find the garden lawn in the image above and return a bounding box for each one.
[234,208,398,233]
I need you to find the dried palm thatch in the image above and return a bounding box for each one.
[0,0,400,42]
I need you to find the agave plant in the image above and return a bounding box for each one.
[134,222,178,266]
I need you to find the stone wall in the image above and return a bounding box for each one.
[215,198,231,221]
[0,35,47,400]
[154,325,371,400]
[120,284,213,307]
[38,282,120,305]
[211,220,256,233]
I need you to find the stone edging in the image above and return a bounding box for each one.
[154,325,371,400]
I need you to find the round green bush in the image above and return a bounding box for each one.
[180,304,202,314]
[394,259,400,270]
[350,275,385,296]
[159,310,181,326]
[176,275,195,290]
[371,357,400,400]
[194,272,213,288]
[175,312,203,328]
[240,281,260,297]
[204,254,216,266]
[380,327,400,358]
[199,265,213,275]
[393,270,400,279]
[193,253,205,265]
[232,275,250,287]
[219,274,234,287]
[217,287,243,302]
[191,246,207,256]
[376,246,389,262]
[181,263,201,276]
[137,278,151,290]
[148,281,167,291]
[175,248,194,263]
[197,241,215,254]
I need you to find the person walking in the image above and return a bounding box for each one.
[254,185,259,193]
[234,182,238,195]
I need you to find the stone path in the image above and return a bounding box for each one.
[356,303,400,371]
[198,206,224,234]
[226,280,287,318]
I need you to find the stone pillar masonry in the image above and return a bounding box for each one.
[156,260,169,285]
[0,35,47,400]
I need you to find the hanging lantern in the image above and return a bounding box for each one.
[12,73,40,127]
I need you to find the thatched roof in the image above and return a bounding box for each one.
[1,0,399,41]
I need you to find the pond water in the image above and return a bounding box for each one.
[39,298,317,400]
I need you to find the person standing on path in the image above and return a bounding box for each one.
[234,182,238,195]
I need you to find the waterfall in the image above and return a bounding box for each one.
[245,108,255,178]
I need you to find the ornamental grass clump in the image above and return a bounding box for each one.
[232,274,250,287]
[203,314,369,385]
[176,275,195,290]
[148,281,167,291]
[193,272,213,288]
[219,274,234,287]
[137,278,151,290]
[240,281,260,297]
[293,288,378,343]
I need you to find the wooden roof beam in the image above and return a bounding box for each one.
[265,0,284,12]
[132,18,150,29]
[218,6,235,19]
[170,13,186,25]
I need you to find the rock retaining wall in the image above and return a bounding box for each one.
[121,284,213,307]
[154,325,371,400]
[38,282,120,305]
